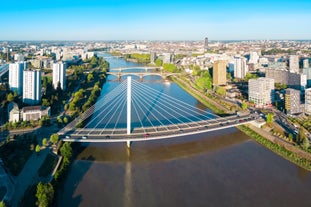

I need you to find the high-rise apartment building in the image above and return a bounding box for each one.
[9,61,27,95]
[213,60,227,86]
[248,78,275,107]
[23,69,42,105]
[285,88,302,115]
[289,55,299,73]
[204,37,209,50]
[303,59,309,69]
[53,62,66,90]
[249,52,259,64]
[233,56,248,79]
[305,88,311,115]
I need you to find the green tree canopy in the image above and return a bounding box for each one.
[36,182,54,207]
[215,86,226,96]
[50,134,59,144]
[35,145,41,153]
[155,59,163,66]
[7,93,14,102]
[266,113,274,124]
[163,63,178,73]
[60,142,73,160]
[242,102,248,110]
[42,138,48,146]
[0,201,6,207]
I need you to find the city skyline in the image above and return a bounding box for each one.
[1,0,311,41]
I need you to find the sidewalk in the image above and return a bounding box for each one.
[10,148,50,207]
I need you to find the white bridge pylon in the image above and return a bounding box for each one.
[58,76,256,147]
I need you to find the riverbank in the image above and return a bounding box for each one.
[171,75,311,171]
[171,76,228,115]
[238,124,311,171]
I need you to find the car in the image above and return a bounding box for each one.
[106,135,110,139]
[144,133,150,138]
[82,136,87,139]
[65,135,71,139]
[204,125,209,128]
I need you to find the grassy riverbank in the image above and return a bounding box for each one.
[238,125,311,171]
[171,76,225,115]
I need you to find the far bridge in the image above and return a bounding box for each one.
[106,71,176,80]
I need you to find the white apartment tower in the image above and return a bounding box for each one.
[53,62,66,90]
[233,56,248,79]
[305,88,311,115]
[303,59,309,69]
[249,52,259,64]
[23,69,42,105]
[248,78,275,107]
[289,55,299,73]
[9,61,27,95]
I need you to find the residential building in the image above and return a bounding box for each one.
[150,52,156,64]
[162,53,172,64]
[249,52,259,64]
[303,59,309,69]
[285,88,302,115]
[213,60,227,86]
[7,102,20,122]
[23,69,42,105]
[233,56,248,79]
[305,88,311,115]
[22,106,50,121]
[53,62,66,90]
[204,37,209,50]
[265,68,306,90]
[289,55,299,73]
[9,61,27,95]
[14,54,24,62]
[303,67,311,87]
[248,78,275,107]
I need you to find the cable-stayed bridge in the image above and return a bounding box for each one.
[58,77,258,147]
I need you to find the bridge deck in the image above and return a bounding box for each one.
[61,114,258,143]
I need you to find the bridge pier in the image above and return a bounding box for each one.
[126,140,132,148]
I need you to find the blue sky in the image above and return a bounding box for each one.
[0,0,311,40]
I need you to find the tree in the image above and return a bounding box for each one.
[35,145,41,153]
[195,77,212,91]
[288,133,294,142]
[163,63,178,73]
[155,58,163,66]
[50,134,59,145]
[242,102,248,110]
[302,137,310,150]
[0,201,6,207]
[60,142,72,160]
[7,93,14,102]
[266,113,274,124]
[42,138,48,146]
[215,86,226,96]
[36,182,54,207]
[87,73,94,82]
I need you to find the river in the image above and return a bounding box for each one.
[59,53,311,207]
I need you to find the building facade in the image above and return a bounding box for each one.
[265,68,306,90]
[213,60,227,86]
[22,106,50,121]
[9,61,27,95]
[233,56,248,79]
[23,69,42,105]
[289,55,299,73]
[248,78,275,107]
[53,62,66,90]
[285,88,302,115]
[305,88,311,115]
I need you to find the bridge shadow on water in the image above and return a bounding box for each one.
[59,128,252,206]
